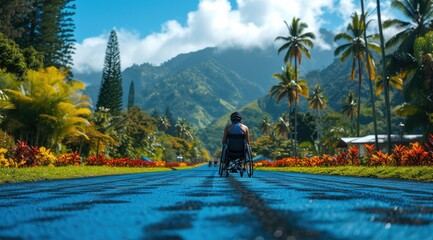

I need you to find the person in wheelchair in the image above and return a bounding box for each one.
[222,112,250,145]
[222,112,250,172]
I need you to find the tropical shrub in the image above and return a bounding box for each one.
[370,151,391,166]
[56,152,81,166]
[403,142,431,166]
[13,141,39,167]
[363,144,375,165]
[86,154,107,166]
[335,151,349,166]
[391,145,407,166]
[321,154,337,167]
[0,148,24,167]
[348,146,360,165]
[35,147,56,166]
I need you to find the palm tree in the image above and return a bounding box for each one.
[0,89,15,124]
[383,0,433,54]
[384,0,433,137]
[48,101,91,149]
[308,84,328,111]
[393,33,433,133]
[260,116,272,136]
[175,118,194,140]
[275,17,315,156]
[157,115,171,132]
[4,67,91,148]
[334,12,381,137]
[342,92,358,135]
[270,63,309,106]
[274,112,291,140]
[374,74,404,95]
[274,112,293,155]
[308,84,328,154]
[270,69,296,114]
[270,62,309,155]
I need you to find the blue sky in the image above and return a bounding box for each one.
[72,0,395,74]
[74,0,206,42]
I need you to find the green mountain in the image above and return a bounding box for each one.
[73,29,338,153]
[136,59,263,128]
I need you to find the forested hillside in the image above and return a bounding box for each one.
[77,29,336,129]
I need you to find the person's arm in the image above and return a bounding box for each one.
[244,125,250,144]
[222,126,228,145]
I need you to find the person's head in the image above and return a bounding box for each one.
[230,112,242,123]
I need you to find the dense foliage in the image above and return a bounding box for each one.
[0,141,196,168]
[0,0,76,70]
[0,68,210,164]
[1,0,432,165]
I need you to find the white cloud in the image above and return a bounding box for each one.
[72,0,395,73]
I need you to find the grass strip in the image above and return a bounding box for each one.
[0,166,174,184]
[256,166,433,182]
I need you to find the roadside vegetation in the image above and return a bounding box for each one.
[0,166,174,184]
[1,1,433,185]
[256,139,433,181]
[257,166,433,182]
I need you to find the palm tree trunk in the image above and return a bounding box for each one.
[376,0,392,153]
[357,57,362,137]
[316,108,320,154]
[294,57,298,157]
[361,0,379,152]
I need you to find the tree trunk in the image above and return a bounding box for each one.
[357,56,362,137]
[376,0,392,153]
[361,0,379,153]
[294,57,298,157]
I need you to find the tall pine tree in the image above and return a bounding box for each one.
[96,29,123,114]
[127,80,135,109]
[0,0,76,70]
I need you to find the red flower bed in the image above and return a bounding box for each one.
[56,152,81,166]
[85,155,158,167]
[260,140,433,168]
[86,154,107,166]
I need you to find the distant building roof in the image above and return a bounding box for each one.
[337,134,423,147]
[351,134,422,144]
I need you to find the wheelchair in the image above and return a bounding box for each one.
[219,133,254,178]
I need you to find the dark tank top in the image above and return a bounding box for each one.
[229,122,245,135]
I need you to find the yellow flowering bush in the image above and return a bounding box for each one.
[0,148,25,167]
[35,147,56,167]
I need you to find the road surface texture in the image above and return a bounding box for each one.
[1,165,433,240]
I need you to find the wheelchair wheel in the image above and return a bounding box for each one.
[219,145,228,177]
[245,146,253,177]
[246,160,253,177]
[218,160,225,177]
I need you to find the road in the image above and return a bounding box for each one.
[1,165,433,240]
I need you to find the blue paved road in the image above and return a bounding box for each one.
[1,166,433,240]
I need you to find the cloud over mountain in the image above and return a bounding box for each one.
[73,0,393,74]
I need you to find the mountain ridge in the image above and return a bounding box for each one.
[74,29,336,129]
